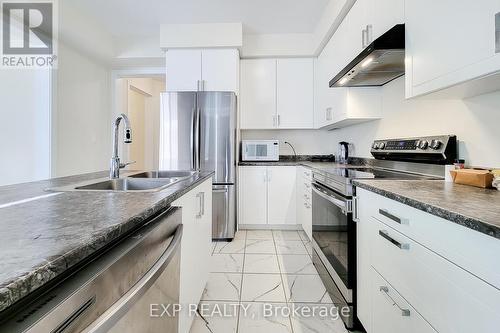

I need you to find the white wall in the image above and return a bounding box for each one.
[243,77,500,168]
[52,2,115,177]
[54,43,112,176]
[241,129,336,155]
[241,33,315,58]
[0,70,51,186]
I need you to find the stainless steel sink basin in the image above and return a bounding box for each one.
[128,170,198,179]
[74,178,175,191]
[47,170,199,193]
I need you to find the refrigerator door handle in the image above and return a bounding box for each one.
[190,107,196,170]
[194,107,201,170]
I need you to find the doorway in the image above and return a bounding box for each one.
[114,75,166,171]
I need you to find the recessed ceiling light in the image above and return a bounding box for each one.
[339,77,348,85]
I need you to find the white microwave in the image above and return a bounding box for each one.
[241,140,280,161]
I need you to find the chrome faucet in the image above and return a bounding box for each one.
[110,113,134,179]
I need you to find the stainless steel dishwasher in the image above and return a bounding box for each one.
[1,207,182,333]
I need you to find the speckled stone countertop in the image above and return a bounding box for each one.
[353,180,500,240]
[0,170,213,313]
[238,155,362,170]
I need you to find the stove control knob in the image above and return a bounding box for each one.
[378,142,386,149]
[417,140,429,150]
[430,139,442,150]
[372,142,379,149]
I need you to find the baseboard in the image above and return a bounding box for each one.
[238,224,302,231]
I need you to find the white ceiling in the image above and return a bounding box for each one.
[69,0,330,37]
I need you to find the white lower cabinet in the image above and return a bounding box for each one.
[267,166,297,224]
[238,166,297,226]
[172,178,212,333]
[238,166,268,225]
[355,189,373,331]
[296,166,312,240]
[356,188,500,333]
[371,268,436,333]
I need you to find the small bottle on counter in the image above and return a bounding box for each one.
[454,159,465,169]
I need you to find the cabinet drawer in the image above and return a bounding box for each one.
[358,188,500,289]
[372,268,437,333]
[371,218,500,333]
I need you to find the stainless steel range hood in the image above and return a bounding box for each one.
[329,24,405,87]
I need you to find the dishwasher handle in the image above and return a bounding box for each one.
[85,224,183,333]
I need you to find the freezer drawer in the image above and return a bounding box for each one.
[212,185,236,240]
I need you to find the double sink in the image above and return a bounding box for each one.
[53,171,199,193]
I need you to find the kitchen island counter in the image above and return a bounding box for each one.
[0,170,213,313]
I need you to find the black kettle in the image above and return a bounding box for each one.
[338,141,349,164]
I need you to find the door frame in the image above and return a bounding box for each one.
[110,67,165,166]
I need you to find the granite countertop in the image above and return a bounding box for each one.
[353,180,500,240]
[238,155,358,170]
[0,170,213,313]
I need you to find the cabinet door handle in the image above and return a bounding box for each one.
[362,28,366,48]
[325,107,333,121]
[366,24,373,44]
[196,192,205,218]
[379,209,409,225]
[379,230,410,250]
[496,12,500,53]
[272,115,277,127]
[277,114,281,127]
[352,196,360,223]
[197,80,201,91]
[380,286,411,317]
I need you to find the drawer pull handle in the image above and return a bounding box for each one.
[379,209,409,225]
[379,230,410,250]
[380,286,411,317]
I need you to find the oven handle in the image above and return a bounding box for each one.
[311,183,351,213]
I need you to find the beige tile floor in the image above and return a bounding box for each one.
[190,230,352,333]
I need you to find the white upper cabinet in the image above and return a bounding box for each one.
[166,49,202,92]
[313,0,403,130]
[276,58,314,129]
[201,49,239,92]
[166,48,239,92]
[342,0,404,63]
[405,0,500,98]
[240,59,277,129]
[240,58,314,129]
[370,0,404,41]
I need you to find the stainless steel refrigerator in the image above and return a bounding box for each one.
[159,92,236,240]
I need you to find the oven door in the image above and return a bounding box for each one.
[311,182,355,303]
